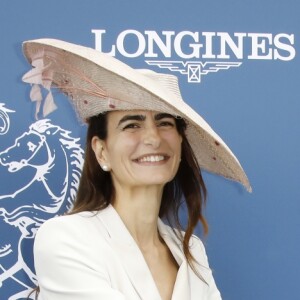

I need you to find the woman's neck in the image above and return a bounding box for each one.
[112,185,163,249]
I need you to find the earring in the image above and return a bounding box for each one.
[101,165,110,172]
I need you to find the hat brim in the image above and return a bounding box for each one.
[22,38,251,192]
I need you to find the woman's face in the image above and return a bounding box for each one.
[92,110,182,190]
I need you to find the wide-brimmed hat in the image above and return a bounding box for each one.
[22,38,251,192]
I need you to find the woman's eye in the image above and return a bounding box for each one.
[123,123,140,130]
[158,120,175,127]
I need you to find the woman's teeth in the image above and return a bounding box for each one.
[138,155,165,162]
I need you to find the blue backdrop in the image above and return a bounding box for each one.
[0,1,299,299]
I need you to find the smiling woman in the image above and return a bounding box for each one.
[92,111,183,189]
[22,38,250,300]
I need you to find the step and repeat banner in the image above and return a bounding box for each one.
[0,1,299,299]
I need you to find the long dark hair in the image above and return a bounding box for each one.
[28,112,208,299]
[72,112,208,271]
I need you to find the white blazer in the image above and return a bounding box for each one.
[34,205,222,300]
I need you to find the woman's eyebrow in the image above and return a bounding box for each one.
[154,113,174,120]
[117,114,146,126]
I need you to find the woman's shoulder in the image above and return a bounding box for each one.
[190,234,206,252]
[35,208,112,246]
[158,219,205,247]
[34,208,115,266]
[158,220,208,263]
[37,211,97,233]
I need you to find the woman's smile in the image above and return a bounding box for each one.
[133,153,170,164]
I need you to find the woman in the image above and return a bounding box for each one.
[22,39,251,300]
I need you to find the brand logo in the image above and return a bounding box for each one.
[92,29,296,83]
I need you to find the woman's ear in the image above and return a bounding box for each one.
[91,136,110,170]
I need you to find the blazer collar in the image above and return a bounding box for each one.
[96,205,195,300]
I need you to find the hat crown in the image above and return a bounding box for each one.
[137,69,184,103]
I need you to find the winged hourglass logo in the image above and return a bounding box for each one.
[145,60,242,83]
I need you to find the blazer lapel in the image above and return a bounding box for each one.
[158,220,215,300]
[158,220,191,300]
[96,205,162,300]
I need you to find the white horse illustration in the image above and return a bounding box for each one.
[0,118,84,299]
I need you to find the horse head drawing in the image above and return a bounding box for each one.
[0,118,84,299]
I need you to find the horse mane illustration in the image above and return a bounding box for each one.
[0,103,15,135]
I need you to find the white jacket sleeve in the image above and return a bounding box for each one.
[34,216,126,300]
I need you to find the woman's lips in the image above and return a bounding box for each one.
[134,154,170,163]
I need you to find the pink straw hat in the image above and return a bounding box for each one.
[22,38,251,192]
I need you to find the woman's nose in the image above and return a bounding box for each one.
[143,125,161,148]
